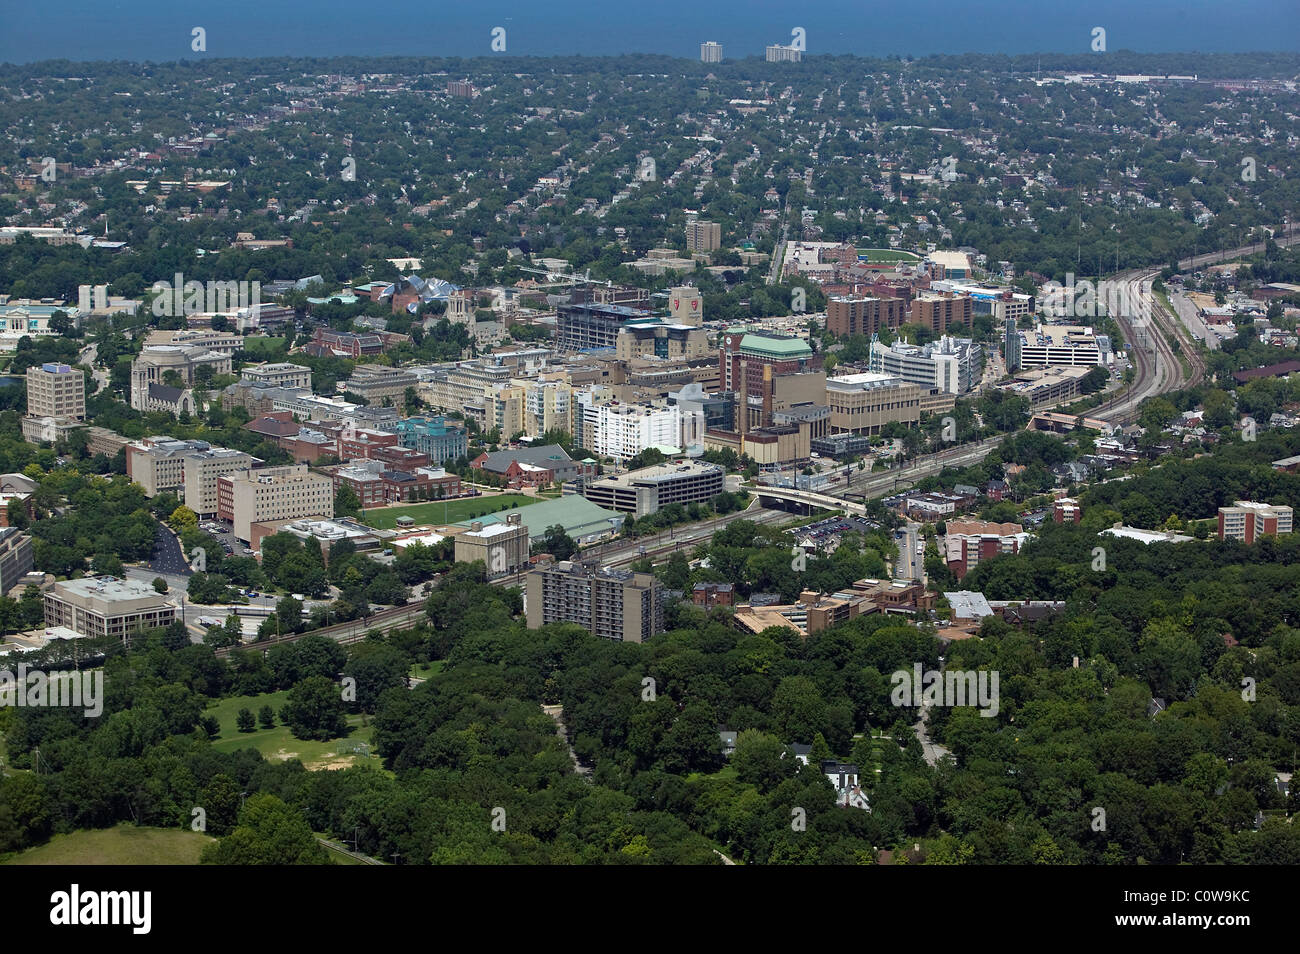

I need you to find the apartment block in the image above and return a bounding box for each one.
[765,44,802,62]
[218,465,334,542]
[582,460,725,518]
[685,219,722,253]
[944,520,1029,579]
[26,363,85,419]
[526,561,664,642]
[700,41,723,63]
[826,296,906,338]
[1218,501,1294,542]
[910,292,973,334]
[455,512,530,578]
[575,398,681,463]
[44,576,177,641]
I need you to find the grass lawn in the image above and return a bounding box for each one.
[856,248,921,262]
[685,764,738,783]
[205,690,378,771]
[239,336,290,360]
[4,824,212,865]
[409,660,443,681]
[363,493,536,529]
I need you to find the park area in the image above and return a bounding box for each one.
[205,690,378,771]
[4,825,213,865]
[362,492,536,529]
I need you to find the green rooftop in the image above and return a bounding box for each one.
[738,333,813,358]
[456,494,624,543]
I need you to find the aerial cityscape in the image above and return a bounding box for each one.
[0,2,1298,899]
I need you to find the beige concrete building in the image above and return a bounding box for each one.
[21,416,82,445]
[44,576,178,642]
[126,437,211,496]
[825,372,922,435]
[143,328,243,354]
[183,447,254,517]
[455,512,530,578]
[582,460,725,519]
[342,364,420,405]
[667,286,704,327]
[217,465,334,542]
[526,561,663,642]
[85,426,130,458]
[0,527,34,594]
[419,361,515,424]
[240,362,312,389]
[704,423,810,470]
[26,363,85,419]
[615,321,710,361]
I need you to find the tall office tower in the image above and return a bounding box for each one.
[26,363,86,419]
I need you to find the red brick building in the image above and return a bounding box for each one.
[826,295,907,337]
[692,582,735,608]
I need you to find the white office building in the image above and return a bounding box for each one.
[868,335,984,394]
[574,392,681,463]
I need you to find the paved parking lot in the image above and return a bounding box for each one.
[198,519,256,559]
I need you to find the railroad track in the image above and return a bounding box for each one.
[212,602,428,657]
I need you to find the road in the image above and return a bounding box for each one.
[148,523,191,576]
[912,700,951,767]
[77,342,109,395]
[895,522,923,583]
